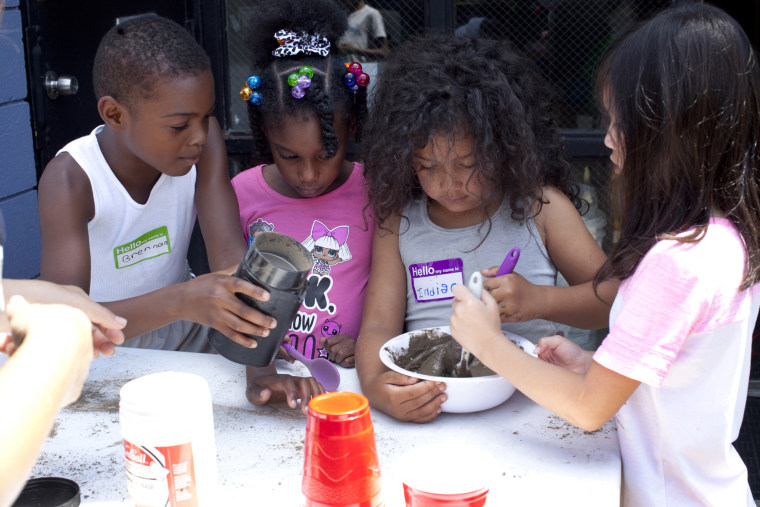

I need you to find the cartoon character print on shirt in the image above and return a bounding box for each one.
[246,218,275,247]
[316,319,342,358]
[287,220,354,359]
[288,318,344,360]
[301,220,352,275]
[248,219,353,360]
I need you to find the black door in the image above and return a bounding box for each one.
[22,1,196,177]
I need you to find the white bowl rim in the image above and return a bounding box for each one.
[379,325,535,383]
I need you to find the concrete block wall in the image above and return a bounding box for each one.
[0,0,42,279]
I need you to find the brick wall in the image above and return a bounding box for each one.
[0,0,42,279]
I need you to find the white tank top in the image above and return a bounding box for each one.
[58,126,196,302]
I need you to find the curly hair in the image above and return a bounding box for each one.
[594,3,760,290]
[360,35,580,227]
[245,0,367,161]
[93,15,210,108]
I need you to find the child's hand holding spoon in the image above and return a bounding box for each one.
[458,248,521,373]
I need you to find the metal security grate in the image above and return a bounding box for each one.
[453,0,675,130]
[222,0,677,246]
[225,0,674,132]
[224,0,258,134]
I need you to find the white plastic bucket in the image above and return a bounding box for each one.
[119,371,218,506]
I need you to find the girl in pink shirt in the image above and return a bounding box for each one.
[232,0,374,413]
[451,4,760,505]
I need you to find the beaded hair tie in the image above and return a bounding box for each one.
[239,75,262,105]
[287,66,314,99]
[342,61,370,96]
[239,28,371,104]
[239,62,370,104]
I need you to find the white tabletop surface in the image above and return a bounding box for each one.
[29,347,620,506]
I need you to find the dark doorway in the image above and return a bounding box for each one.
[21,1,195,177]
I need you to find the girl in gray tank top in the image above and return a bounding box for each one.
[356,35,613,423]
[399,197,558,342]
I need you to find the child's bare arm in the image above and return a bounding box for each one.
[537,185,618,327]
[2,279,125,356]
[0,297,93,506]
[195,117,248,271]
[451,285,638,431]
[356,219,446,423]
[38,152,275,344]
[483,185,618,329]
[100,274,274,342]
[39,153,95,292]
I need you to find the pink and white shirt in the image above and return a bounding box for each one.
[595,218,759,506]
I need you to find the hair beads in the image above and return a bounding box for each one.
[241,55,369,104]
[240,74,262,105]
[288,66,314,99]
[343,61,370,95]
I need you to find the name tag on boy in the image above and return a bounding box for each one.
[113,226,172,269]
[409,259,463,302]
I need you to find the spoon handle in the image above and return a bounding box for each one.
[495,247,520,277]
[282,342,304,362]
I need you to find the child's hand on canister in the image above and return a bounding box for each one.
[245,366,325,414]
[479,267,544,323]
[179,272,276,348]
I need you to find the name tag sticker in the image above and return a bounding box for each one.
[113,226,172,269]
[409,258,464,302]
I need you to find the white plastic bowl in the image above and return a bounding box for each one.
[379,326,535,413]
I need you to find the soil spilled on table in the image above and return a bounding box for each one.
[389,328,496,378]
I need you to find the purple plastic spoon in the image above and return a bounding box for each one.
[282,342,340,392]
[495,247,521,277]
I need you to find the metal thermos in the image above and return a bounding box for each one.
[209,231,312,366]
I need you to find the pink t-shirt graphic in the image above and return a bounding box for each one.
[232,163,374,360]
[303,220,352,275]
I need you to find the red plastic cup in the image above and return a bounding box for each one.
[302,392,383,507]
[399,445,493,507]
[403,484,489,506]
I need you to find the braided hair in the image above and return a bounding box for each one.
[245,0,367,162]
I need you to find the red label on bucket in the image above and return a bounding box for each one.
[124,440,199,507]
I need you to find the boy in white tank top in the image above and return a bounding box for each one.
[37,15,275,352]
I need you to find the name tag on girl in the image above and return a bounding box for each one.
[409,259,463,302]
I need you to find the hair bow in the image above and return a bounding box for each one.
[311,221,349,245]
[273,29,331,58]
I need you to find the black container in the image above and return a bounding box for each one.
[12,477,80,507]
[209,231,312,366]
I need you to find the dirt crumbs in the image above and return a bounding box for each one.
[67,377,133,413]
[544,414,613,439]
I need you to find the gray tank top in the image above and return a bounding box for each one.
[399,198,558,343]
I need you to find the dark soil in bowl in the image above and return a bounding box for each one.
[390,329,496,378]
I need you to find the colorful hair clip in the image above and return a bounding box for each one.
[342,62,370,95]
[288,66,313,99]
[240,74,262,105]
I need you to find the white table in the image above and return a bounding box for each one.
[30,348,620,506]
